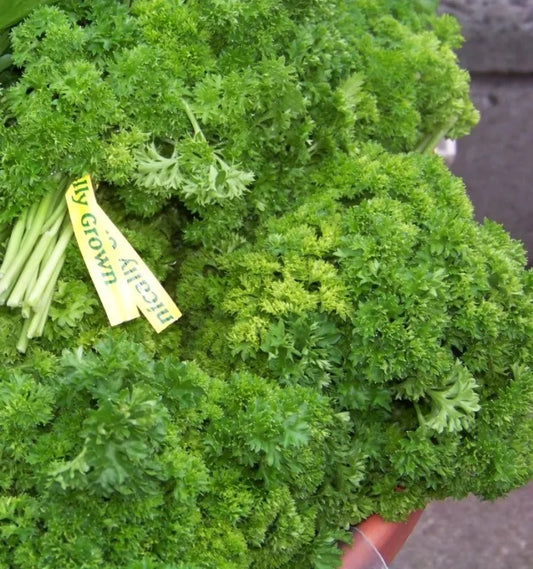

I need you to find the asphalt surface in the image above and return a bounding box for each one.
[390,482,533,569]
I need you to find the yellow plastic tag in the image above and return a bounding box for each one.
[65,175,181,331]
[97,203,182,333]
[66,176,139,326]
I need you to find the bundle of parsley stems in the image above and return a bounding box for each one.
[0,180,73,351]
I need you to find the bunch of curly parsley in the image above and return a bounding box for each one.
[0,2,531,569]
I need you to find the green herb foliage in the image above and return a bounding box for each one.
[0,0,476,222]
[178,145,533,502]
[0,2,531,568]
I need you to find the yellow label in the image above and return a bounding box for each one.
[65,176,181,332]
[97,204,182,332]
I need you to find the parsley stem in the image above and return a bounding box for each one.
[0,181,73,344]
[7,213,64,308]
[16,318,30,354]
[27,294,51,339]
[0,188,58,295]
[21,262,39,319]
[21,238,50,317]
[27,218,72,309]
[27,252,66,340]
[415,117,457,154]
[42,189,67,233]
[24,200,40,236]
[182,99,206,140]
[0,208,28,278]
[0,277,16,306]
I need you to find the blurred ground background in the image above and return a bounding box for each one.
[391,484,533,569]
[439,0,533,264]
[391,1,533,567]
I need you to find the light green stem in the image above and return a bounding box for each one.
[27,294,52,339]
[24,199,40,236]
[0,208,28,277]
[182,99,206,140]
[21,237,56,317]
[6,214,63,307]
[26,255,64,339]
[27,218,72,308]
[0,189,58,294]
[41,191,67,233]
[16,318,31,354]
[0,277,16,306]
[415,117,457,154]
[21,269,38,319]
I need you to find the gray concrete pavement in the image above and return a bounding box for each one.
[440,0,533,73]
[391,482,533,569]
[438,0,533,262]
[452,74,533,264]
